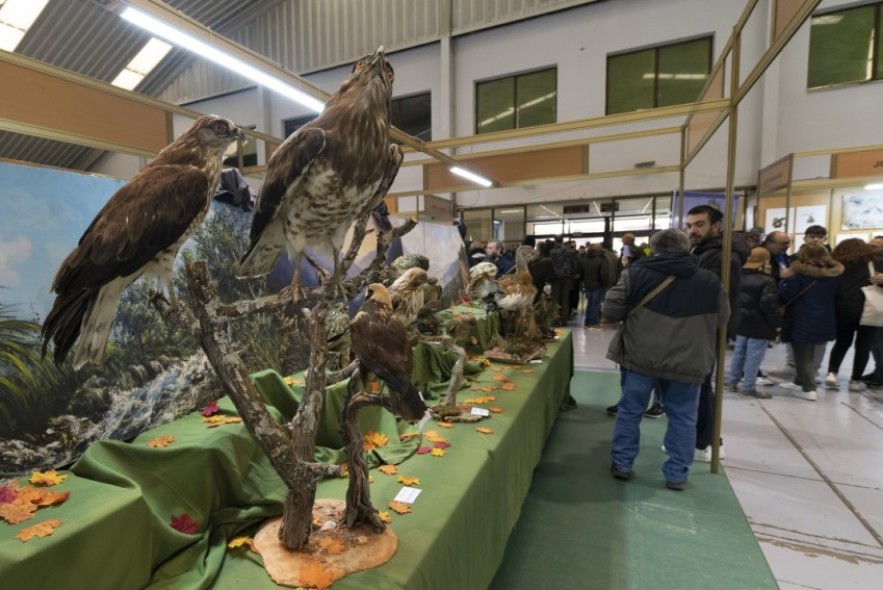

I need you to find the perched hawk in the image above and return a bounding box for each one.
[238,47,403,298]
[350,283,427,423]
[388,267,435,328]
[42,115,244,369]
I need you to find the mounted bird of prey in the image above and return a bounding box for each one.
[42,115,245,369]
[350,283,427,423]
[238,47,403,298]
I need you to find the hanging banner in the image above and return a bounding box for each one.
[757,154,793,195]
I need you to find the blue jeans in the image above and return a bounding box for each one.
[584,287,605,325]
[725,336,769,390]
[611,368,700,484]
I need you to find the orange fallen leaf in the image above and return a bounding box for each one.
[0,500,37,524]
[29,470,67,487]
[464,395,496,405]
[318,536,347,555]
[500,383,517,391]
[492,374,509,382]
[520,368,535,374]
[388,501,412,515]
[369,380,381,393]
[147,435,176,448]
[437,421,454,429]
[479,386,496,392]
[378,511,392,524]
[202,416,242,428]
[227,536,257,552]
[430,448,446,457]
[283,376,305,386]
[378,465,398,476]
[15,518,62,542]
[424,432,447,444]
[476,427,494,435]
[399,431,419,441]
[488,407,504,413]
[299,559,335,589]
[31,489,70,507]
[363,430,389,451]
[398,475,420,487]
[491,366,505,372]
[338,463,349,478]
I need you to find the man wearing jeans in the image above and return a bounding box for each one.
[579,243,609,328]
[604,229,729,490]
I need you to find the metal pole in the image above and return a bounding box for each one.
[712,28,741,474]
[679,128,687,229]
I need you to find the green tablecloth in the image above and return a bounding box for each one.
[0,329,573,590]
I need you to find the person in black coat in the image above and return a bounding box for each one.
[724,248,781,398]
[825,238,883,391]
[778,244,844,400]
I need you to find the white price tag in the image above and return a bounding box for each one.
[393,486,422,504]
[529,359,543,364]
[470,407,490,417]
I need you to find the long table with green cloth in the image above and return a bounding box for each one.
[0,314,573,590]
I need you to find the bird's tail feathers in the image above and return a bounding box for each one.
[49,278,127,370]
[390,381,428,423]
[237,216,286,278]
[42,288,97,367]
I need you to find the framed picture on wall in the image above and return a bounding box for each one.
[764,207,794,232]
[794,205,826,234]
[842,193,883,230]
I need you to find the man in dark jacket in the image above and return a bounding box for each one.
[550,236,574,325]
[762,231,792,282]
[604,229,729,490]
[579,243,607,328]
[686,204,749,462]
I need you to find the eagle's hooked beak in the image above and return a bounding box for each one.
[371,46,386,67]
[234,127,246,142]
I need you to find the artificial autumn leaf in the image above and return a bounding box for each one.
[415,446,432,455]
[520,368,535,374]
[15,519,62,542]
[170,513,199,534]
[202,416,242,428]
[147,435,176,448]
[338,463,349,478]
[398,475,420,487]
[464,395,496,405]
[29,470,67,487]
[227,536,257,552]
[0,500,36,524]
[437,421,454,429]
[0,485,16,504]
[31,489,70,507]
[283,376,305,387]
[492,374,509,382]
[500,383,517,391]
[378,465,398,476]
[363,431,389,451]
[423,432,447,444]
[476,427,494,435]
[318,536,347,555]
[369,380,381,393]
[200,400,220,417]
[299,559,335,590]
[378,511,392,524]
[488,407,504,413]
[430,448,446,457]
[433,440,450,450]
[491,366,505,372]
[399,431,419,441]
[387,501,412,515]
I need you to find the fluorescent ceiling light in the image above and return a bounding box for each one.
[0,0,49,52]
[864,183,883,191]
[120,6,325,113]
[812,15,844,25]
[112,37,173,90]
[450,166,494,188]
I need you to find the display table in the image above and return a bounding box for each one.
[0,328,573,590]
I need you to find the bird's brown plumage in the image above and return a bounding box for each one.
[42,115,244,368]
[350,283,427,422]
[238,47,403,297]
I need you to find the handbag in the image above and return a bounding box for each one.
[860,261,883,327]
[777,279,817,316]
[609,275,676,358]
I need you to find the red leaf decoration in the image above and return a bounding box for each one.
[0,485,16,504]
[415,446,432,455]
[433,441,451,450]
[200,400,220,417]
[170,513,199,534]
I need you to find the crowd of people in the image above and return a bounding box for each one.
[461,208,883,491]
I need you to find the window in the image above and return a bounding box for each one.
[391,92,431,141]
[476,68,557,134]
[283,114,316,137]
[607,37,712,115]
[808,4,882,88]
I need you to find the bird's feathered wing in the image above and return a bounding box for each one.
[350,299,427,422]
[238,128,326,276]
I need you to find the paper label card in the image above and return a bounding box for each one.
[393,486,422,504]
[470,407,490,417]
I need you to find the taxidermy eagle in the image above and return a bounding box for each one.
[350,283,427,423]
[42,115,245,369]
[238,46,403,298]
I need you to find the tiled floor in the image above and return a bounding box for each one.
[569,310,883,590]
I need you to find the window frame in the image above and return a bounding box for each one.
[474,67,558,135]
[806,2,883,91]
[605,35,713,115]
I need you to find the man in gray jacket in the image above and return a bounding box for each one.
[603,229,729,490]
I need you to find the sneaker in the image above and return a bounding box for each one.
[862,375,883,388]
[611,463,632,481]
[848,380,868,392]
[723,382,739,393]
[797,389,817,401]
[739,388,772,399]
[605,403,618,416]
[825,372,838,387]
[778,381,803,392]
[694,445,725,463]
[755,376,776,386]
[665,480,686,491]
[644,403,665,418]
[766,365,796,378]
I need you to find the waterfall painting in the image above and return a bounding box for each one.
[842,193,883,230]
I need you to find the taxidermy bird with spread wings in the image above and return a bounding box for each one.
[238,47,403,298]
[350,283,427,423]
[42,115,245,369]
